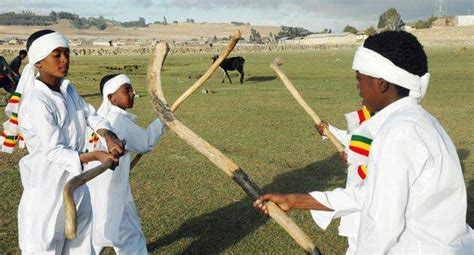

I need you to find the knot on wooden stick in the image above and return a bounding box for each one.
[272,57,284,66]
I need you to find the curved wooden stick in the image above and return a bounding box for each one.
[271,58,345,153]
[170,30,241,112]
[130,30,242,170]
[64,159,114,239]
[148,42,319,254]
[130,153,143,169]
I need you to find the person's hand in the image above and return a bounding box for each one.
[314,120,329,136]
[94,151,119,170]
[338,151,348,166]
[253,193,292,217]
[102,130,125,156]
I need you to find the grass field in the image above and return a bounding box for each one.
[1,46,473,254]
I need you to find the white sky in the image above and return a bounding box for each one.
[1,0,473,31]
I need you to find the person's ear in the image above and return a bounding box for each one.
[107,94,114,103]
[34,61,42,70]
[378,79,390,93]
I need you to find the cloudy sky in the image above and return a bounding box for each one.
[1,0,473,31]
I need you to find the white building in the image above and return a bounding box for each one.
[92,40,113,47]
[356,31,368,42]
[457,15,474,26]
[300,32,357,45]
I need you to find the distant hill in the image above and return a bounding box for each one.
[0,19,283,41]
[0,11,314,41]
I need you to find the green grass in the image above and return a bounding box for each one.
[1,47,473,254]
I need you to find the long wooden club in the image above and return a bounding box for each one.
[64,159,114,239]
[147,42,320,255]
[270,58,345,153]
[129,30,242,170]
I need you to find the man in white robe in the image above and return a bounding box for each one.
[253,31,474,254]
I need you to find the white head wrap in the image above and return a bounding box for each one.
[352,45,430,103]
[97,74,131,118]
[1,31,69,153]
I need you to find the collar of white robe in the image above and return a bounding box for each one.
[97,74,131,118]
[352,45,430,103]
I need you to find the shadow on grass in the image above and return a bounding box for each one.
[458,149,473,227]
[245,76,276,83]
[147,153,346,253]
[465,179,474,228]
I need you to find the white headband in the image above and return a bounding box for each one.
[352,45,430,103]
[97,74,131,118]
[15,32,69,105]
[28,32,69,64]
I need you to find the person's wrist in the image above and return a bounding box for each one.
[286,194,295,210]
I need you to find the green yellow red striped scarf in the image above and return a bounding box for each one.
[1,92,24,153]
[345,107,375,180]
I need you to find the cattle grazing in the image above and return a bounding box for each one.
[211,55,245,84]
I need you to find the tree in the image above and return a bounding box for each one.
[49,11,58,22]
[163,16,167,25]
[366,26,376,36]
[276,26,311,39]
[320,28,332,34]
[249,27,262,43]
[377,8,401,31]
[343,25,358,34]
[414,16,437,29]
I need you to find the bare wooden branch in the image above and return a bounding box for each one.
[64,160,114,240]
[170,30,241,112]
[271,58,345,153]
[147,42,319,254]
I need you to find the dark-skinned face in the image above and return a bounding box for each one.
[108,83,135,110]
[35,47,70,78]
[355,71,388,112]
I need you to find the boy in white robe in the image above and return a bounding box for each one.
[253,31,474,254]
[86,74,164,254]
[1,30,125,254]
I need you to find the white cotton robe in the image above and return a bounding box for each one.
[87,105,164,250]
[17,79,111,252]
[311,97,474,254]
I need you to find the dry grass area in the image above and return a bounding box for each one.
[412,25,474,46]
[0,19,280,40]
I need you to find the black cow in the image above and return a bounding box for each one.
[211,55,245,84]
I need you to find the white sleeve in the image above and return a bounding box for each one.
[25,97,83,175]
[113,117,164,154]
[309,182,366,230]
[326,124,351,147]
[356,131,426,253]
